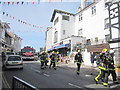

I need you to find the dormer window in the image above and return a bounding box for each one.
[62,15,69,21]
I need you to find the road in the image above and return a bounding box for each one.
[2,61,120,90]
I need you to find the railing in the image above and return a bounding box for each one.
[12,76,39,90]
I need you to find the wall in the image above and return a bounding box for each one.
[61,13,75,40]
[75,0,107,41]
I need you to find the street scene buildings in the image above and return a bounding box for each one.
[46,0,120,66]
[1,0,120,89]
[0,21,22,54]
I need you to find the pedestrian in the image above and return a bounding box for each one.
[74,49,84,75]
[49,51,57,70]
[90,52,95,67]
[94,48,110,87]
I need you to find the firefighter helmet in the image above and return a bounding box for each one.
[102,48,108,52]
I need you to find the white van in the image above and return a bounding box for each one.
[3,55,23,69]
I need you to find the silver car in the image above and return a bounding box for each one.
[3,55,23,69]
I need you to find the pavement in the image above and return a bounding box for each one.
[57,60,119,82]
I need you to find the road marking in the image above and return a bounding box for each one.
[85,74,92,77]
[31,68,41,73]
[43,73,50,77]
[68,83,83,88]
[2,75,11,88]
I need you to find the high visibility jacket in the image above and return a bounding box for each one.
[39,52,48,61]
[50,53,57,62]
[74,53,83,64]
[98,53,110,70]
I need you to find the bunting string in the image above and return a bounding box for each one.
[2,11,45,29]
[2,11,58,30]
[0,0,64,5]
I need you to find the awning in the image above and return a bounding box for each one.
[87,43,110,52]
[47,44,71,51]
[47,47,55,51]
[55,44,70,49]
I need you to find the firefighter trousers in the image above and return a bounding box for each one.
[49,61,56,69]
[95,69,109,84]
[108,70,117,81]
[77,63,81,73]
[41,61,45,69]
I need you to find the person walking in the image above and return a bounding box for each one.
[39,51,48,69]
[94,48,110,87]
[90,52,95,67]
[74,49,83,75]
[49,51,57,70]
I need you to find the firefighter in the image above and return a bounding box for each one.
[56,51,60,64]
[107,51,119,84]
[44,51,49,68]
[94,48,110,87]
[74,49,83,75]
[39,51,48,69]
[49,51,57,70]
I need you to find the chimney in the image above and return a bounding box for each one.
[78,7,82,13]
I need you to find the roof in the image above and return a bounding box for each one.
[50,9,75,22]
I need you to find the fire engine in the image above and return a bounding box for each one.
[21,46,35,60]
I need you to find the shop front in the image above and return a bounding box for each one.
[47,43,71,56]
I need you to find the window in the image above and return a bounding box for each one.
[62,15,69,21]
[105,34,110,42]
[104,18,109,29]
[84,0,95,8]
[86,39,91,46]
[95,37,98,42]
[79,14,83,21]
[91,6,96,15]
[78,29,83,36]
[54,31,58,43]
[54,17,59,25]
[62,30,66,35]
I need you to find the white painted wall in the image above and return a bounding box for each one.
[46,29,53,50]
[61,13,75,40]
[75,0,107,40]
[52,13,62,44]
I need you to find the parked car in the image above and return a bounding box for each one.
[3,55,23,69]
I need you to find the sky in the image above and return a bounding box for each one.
[2,1,81,51]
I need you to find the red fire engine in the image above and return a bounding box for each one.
[21,46,35,60]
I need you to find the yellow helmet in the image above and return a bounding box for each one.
[52,51,55,54]
[102,48,108,52]
[78,49,81,52]
[56,52,59,54]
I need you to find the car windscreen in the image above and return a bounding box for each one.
[8,56,21,61]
